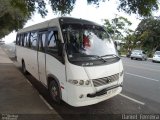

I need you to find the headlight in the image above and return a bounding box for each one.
[68,79,91,86]
[79,80,84,85]
[68,80,78,85]
[85,80,90,85]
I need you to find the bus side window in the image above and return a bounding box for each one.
[24,34,27,47]
[26,32,31,48]
[38,32,46,52]
[30,32,38,50]
[19,34,24,46]
[22,34,25,46]
[16,35,20,45]
[19,34,22,46]
[47,30,58,55]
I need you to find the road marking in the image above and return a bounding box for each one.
[124,65,160,72]
[125,72,159,82]
[39,95,53,110]
[119,93,145,105]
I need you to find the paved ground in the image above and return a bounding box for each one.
[1,44,160,120]
[0,47,62,120]
[0,47,12,64]
[122,57,160,113]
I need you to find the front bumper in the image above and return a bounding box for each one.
[87,84,123,98]
[153,57,160,62]
[65,83,123,107]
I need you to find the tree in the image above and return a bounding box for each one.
[0,0,159,40]
[135,17,160,56]
[123,34,136,52]
[103,16,133,39]
[118,0,158,17]
[0,0,47,39]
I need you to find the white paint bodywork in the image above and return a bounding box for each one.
[65,59,123,106]
[16,17,124,107]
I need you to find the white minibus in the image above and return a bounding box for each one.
[16,17,124,107]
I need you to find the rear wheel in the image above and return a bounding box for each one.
[49,80,61,104]
[131,57,133,60]
[22,61,28,75]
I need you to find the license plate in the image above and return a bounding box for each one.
[107,89,113,95]
[107,88,117,95]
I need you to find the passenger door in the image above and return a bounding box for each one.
[38,31,47,85]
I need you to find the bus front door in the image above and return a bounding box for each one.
[38,31,47,85]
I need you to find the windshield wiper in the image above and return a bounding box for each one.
[101,54,120,59]
[96,55,107,62]
[80,55,107,62]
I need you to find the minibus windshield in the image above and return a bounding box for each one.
[62,24,118,62]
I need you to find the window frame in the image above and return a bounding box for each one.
[38,30,48,52]
[30,31,38,50]
[46,28,59,55]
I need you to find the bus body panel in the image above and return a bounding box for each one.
[16,17,124,107]
[65,60,123,106]
[38,51,47,85]
[66,84,122,106]
[17,46,39,80]
[45,54,67,102]
[84,60,123,91]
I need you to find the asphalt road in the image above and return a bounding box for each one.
[2,44,160,120]
[122,57,160,113]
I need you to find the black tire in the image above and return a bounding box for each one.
[131,57,133,60]
[22,61,28,75]
[142,57,146,61]
[49,80,61,104]
[152,60,155,63]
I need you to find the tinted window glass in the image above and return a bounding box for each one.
[19,34,22,46]
[22,34,25,46]
[47,30,58,54]
[38,32,46,52]
[24,34,27,47]
[16,35,20,45]
[30,32,38,49]
[27,33,31,47]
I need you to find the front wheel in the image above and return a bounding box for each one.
[49,80,61,104]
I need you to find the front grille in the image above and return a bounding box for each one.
[92,73,119,87]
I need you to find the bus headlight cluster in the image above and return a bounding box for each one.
[68,80,91,86]
[79,80,84,85]
[85,80,90,85]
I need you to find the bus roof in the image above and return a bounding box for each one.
[17,17,101,34]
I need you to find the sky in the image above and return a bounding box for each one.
[3,0,159,43]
